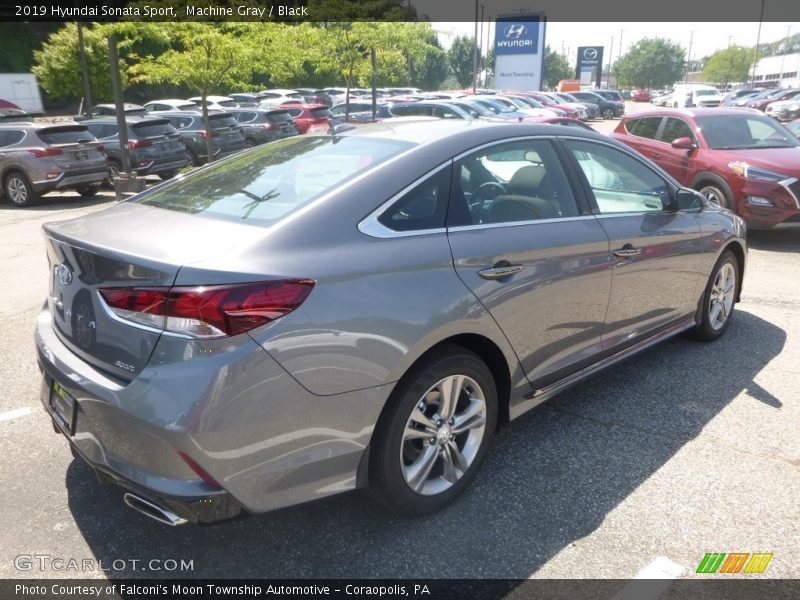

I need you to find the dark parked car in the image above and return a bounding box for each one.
[227,108,299,146]
[593,89,625,103]
[36,120,745,525]
[82,117,189,181]
[228,93,264,107]
[294,89,334,107]
[612,108,800,229]
[0,121,107,206]
[76,103,147,120]
[160,111,246,165]
[570,91,625,119]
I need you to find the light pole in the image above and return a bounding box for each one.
[685,30,694,82]
[750,0,766,87]
[472,0,479,93]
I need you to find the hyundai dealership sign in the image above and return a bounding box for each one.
[494,13,546,91]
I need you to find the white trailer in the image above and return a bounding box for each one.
[0,73,44,112]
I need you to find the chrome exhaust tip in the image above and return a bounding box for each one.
[123,492,188,526]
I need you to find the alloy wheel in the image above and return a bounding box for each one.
[709,262,736,331]
[400,374,487,496]
[6,175,28,205]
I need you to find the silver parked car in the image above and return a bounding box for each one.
[36,121,746,525]
[1,121,107,206]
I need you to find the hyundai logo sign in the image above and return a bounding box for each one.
[495,18,540,55]
[503,24,527,39]
[583,48,598,60]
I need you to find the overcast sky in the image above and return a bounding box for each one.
[434,22,799,65]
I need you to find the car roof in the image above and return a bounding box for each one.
[146,99,196,105]
[623,107,764,119]
[82,116,171,125]
[93,103,144,110]
[327,118,608,149]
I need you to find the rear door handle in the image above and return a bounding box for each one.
[612,244,642,258]
[478,263,525,280]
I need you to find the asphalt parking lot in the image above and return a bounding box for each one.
[1,107,798,585]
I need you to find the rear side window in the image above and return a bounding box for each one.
[137,136,414,226]
[131,121,177,138]
[378,166,451,232]
[266,111,293,124]
[208,115,238,129]
[626,117,662,140]
[311,108,333,118]
[0,129,25,147]
[234,111,258,123]
[36,126,95,144]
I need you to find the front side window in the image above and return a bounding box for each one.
[566,140,670,214]
[660,118,695,144]
[452,139,579,226]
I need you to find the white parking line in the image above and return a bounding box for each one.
[0,407,33,423]
[612,557,686,600]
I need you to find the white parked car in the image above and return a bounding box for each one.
[186,95,240,111]
[144,99,200,113]
[257,89,304,108]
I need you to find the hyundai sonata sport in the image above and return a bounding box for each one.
[36,121,746,525]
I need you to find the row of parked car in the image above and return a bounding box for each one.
[650,85,800,122]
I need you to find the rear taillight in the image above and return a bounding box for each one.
[28,148,63,158]
[127,139,152,149]
[197,131,220,139]
[261,123,275,130]
[96,144,105,153]
[99,280,314,338]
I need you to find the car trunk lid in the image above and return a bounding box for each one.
[42,203,266,381]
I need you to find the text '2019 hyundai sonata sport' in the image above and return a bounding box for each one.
[36,120,746,525]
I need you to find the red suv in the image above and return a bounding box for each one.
[611,108,800,229]
[284,105,333,134]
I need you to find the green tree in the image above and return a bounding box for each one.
[612,37,685,89]
[412,34,448,90]
[32,23,131,103]
[543,46,572,90]
[448,35,476,89]
[130,23,258,163]
[702,46,752,86]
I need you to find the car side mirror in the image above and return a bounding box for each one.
[671,136,697,151]
[674,187,707,211]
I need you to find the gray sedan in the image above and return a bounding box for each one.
[36,121,746,525]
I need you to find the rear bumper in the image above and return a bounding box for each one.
[34,308,389,520]
[34,168,108,192]
[135,156,189,176]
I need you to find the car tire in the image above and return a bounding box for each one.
[697,182,732,210]
[158,170,179,181]
[244,138,257,149]
[602,108,615,119]
[186,149,200,167]
[105,159,122,189]
[76,184,100,197]
[4,170,37,207]
[369,345,497,515]
[690,250,739,342]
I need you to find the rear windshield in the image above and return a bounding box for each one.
[312,108,333,117]
[266,111,294,123]
[36,126,94,145]
[131,121,176,138]
[208,114,238,129]
[695,89,719,96]
[136,136,414,226]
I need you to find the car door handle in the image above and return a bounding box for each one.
[478,264,525,280]
[612,244,642,258]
